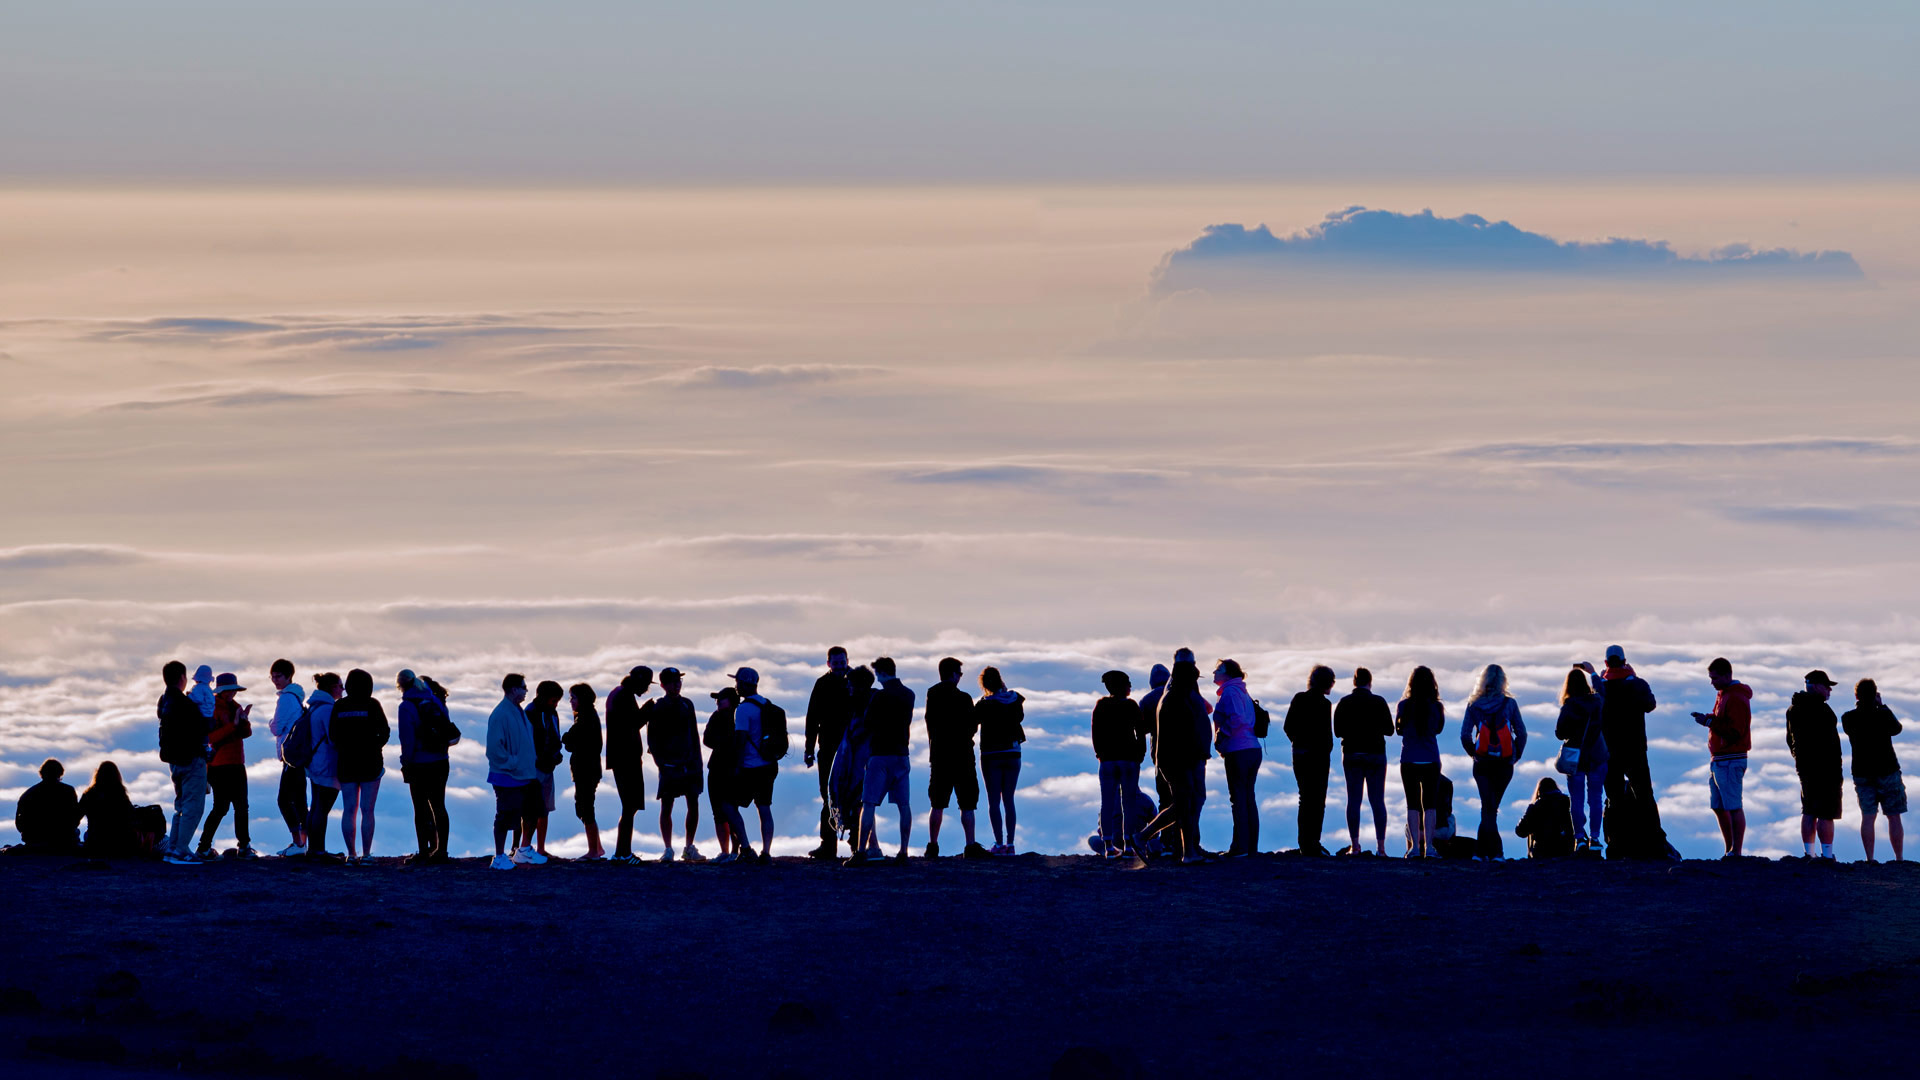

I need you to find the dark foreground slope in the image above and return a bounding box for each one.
[1,854,1916,1080]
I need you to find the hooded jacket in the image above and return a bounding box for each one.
[1334,688,1394,758]
[975,689,1027,755]
[397,684,452,767]
[305,688,339,789]
[1460,696,1528,763]
[486,695,537,784]
[190,665,217,719]
[1139,665,1170,764]
[1154,662,1211,769]
[1705,681,1753,759]
[329,692,391,785]
[1785,691,1842,778]
[1214,678,1261,754]
[269,682,307,764]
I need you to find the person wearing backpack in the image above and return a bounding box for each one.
[850,656,915,865]
[156,659,212,864]
[302,673,343,862]
[1212,659,1263,857]
[1513,777,1575,858]
[974,666,1027,855]
[1334,667,1394,857]
[1460,664,1528,861]
[1091,669,1146,858]
[196,673,255,858]
[1553,667,1607,852]
[1396,667,1447,859]
[398,669,458,865]
[563,682,606,861]
[730,667,781,861]
[644,668,706,863]
[605,666,652,865]
[1282,665,1336,857]
[266,659,309,856]
[330,668,391,866]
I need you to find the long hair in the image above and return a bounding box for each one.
[1559,667,1592,706]
[1533,776,1561,800]
[1470,664,1509,703]
[979,666,1006,694]
[1403,666,1439,703]
[84,760,127,802]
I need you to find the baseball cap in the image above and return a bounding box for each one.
[709,687,738,702]
[729,666,760,684]
[1604,645,1626,663]
[659,667,684,679]
[628,665,653,680]
[1173,647,1196,664]
[1804,669,1838,687]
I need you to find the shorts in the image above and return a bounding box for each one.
[864,754,911,808]
[656,761,705,801]
[1798,772,1842,820]
[1399,762,1441,812]
[707,768,736,819]
[492,782,541,830]
[735,764,777,808]
[1855,771,1908,816]
[1708,757,1747,812]
[538,771,557,814]
[927,759,979,811]
[571,771,600,820]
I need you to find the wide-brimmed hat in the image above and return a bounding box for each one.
[214,672,246,694]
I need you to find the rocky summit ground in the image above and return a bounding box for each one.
[1,852,1915,1079]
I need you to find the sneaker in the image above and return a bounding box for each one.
[712,851,736,865]
[489,854,516,870]
[683,846,707,863]
[236,846,258,859]
[894,850,909,863]
[660,848,676,864]
[963,842,993,859]
[844,851,871,867]
[577,852,605,862]
[924,841,940,859]
[516,847,548,865]
[807,842,838,860]
[277,842,307,857]
[162,852,201,866]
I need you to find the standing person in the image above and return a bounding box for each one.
[1842,678,1905,862]
[266,659,309,856]
[1590,645,1670,859]
[330,668,391,866]
[831,666,878,856]
[645,668,706,863]
[303,673,342,862]
[974,666,1027,855]
[196,673,255,858]
[731,667,781,862]
[397,669,457,865]
[1213,660,1264,857]
[604,666,652,865]
[562,683,605,860]
[1554,667,1607,852]
[1335,668,1394,857]
[705,687,747,864]
[924,657,985,859]
[487,673,543,869]
[156,660,211,865]
[1513,777,1575,858]
[78,762,139,857]
[852,656,916,864]
[1459,664,1527,861]
[1139,663,1173,818]
[1690,657,1751,858]
[1092,670,1146,858]
[526,681,566,860]
[804,647,853,860]
[1282,665,1335,856]
[11,759,80,854]
[1141,653,1213,863]
[1397,666,1446,859]
[1786,670,1844,860]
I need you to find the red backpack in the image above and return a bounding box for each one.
[1476,707,1514,758]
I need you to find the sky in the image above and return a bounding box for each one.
[3,7,1919,862]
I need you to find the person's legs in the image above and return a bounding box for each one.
[1365,760,1388,855]
[815,745,838,853]
[168,761,208,857]
[757,801,775,857]
[983,758,1008,846]
[659,798,676,854]
[1180,763,1206,858]
[410,772,435,856]
[1343,758,1364,853]
[1224,747,1259,855]
[613,767,642,859]
[1098,761,1122,853]
[1472,759,1513,858]
[928,807,945,847]
[1117,763,1141,851]
[1860,809,1878,861]
[277,764,308,847]
[339,781,361,858]
[492,785,516,857]
[424,761,451,858]
[1569,772,1591,842]
[199,764,236,852]
[1401,763,1425,855]
[359,776,380,855]
[1622,753,1666,843]
[1800,813,1817,848]
[683,793,701,850]
[1001,756,1021,849]
[306,784,338,856]
[1890,813,1905,860]
[574,773,601,858]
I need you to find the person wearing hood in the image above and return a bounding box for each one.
[487,673,543,869]
[1591,645,1670,859]
[1691,657,1752,858]
[189,664,218,723]
[605,666,652,865]
[1397,666,1446,859]
[1139,663,1173,814]
[1335,668,1394,857]
[330,668,391,865]
[1459,664,1527,860]
[1554,666,1607,852]
[1786,669,1844,859]
[196,673,255,858]
[1513,777,1575,858]
[1091,669,1146,858]
[1842,678,1906,862]
[398,669,458,865]
[1283,665,1336,856]
[1214,659,1263,857]
[266,659,309,856]
[1141,654,1212,863]
[804,646,854,860]
[974,666,1027,855]
[303,672,343,861]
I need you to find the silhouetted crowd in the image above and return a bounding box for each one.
[8,645,1908,866]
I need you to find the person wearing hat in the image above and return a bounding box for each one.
[196,672,256,858]
[1581,645,1670,858]
[644,667,706,863]
[731,667,779,861]
[804,647,854,859]
[605,666,653,865]
[1786,670,1844,859]
[925,656,988,859]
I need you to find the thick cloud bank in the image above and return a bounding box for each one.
[1154,207,1862,291]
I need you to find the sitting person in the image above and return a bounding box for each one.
[1420,772,1476,859]
[78,762,142,857]
[10,759,80,854]
[1514,777,1576,858]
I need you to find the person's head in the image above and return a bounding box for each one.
[271,658,295,690]
[214,672,244,697]
[569,682,597,712]
[1804,669,1837,701]
[1173,647,1196,665]
[1213,659,1243,685]
[623,665,653,694]
[710,686,739,708]
[873,656,896,679]
[1308,665,1336,695]
[163,660,187,691]
[193,664,214,685]
[729,666,759,694]
[938,656,963,684]
[658,667,684,696]
[1101,669,1132,697]
[1857,677,1880,705]
[1707,657,1733,689]
[1404,666,1438,702]
[535,679,564,707]
[1534,776,1561,800]
[1353,667,1373,690]
[396,668,418,692]
[85,760,126,799]
[1149,663,1169,690]
[424,676,448,702]
[314,672,342,697]
[39,758,63,782]
[827,646,848,673]
[1605,644,1627,670]
[849,665,875,690]
[1471,664,1509,702]
[503,672,528,703]
[1560,667,1593,705]
[344,668,373,699]
[979,666,1006,694]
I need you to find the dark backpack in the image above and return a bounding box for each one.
[156,694,205,765]
[1252,700,1272,739]
[757,700,791,762]
[415,694,459,751]
[283,697,319,770]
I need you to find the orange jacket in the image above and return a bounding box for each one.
[1707,682,1753,758]
[208,697,252,767]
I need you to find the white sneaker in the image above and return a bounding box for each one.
[489,854,515,870]
[660,847,676,864]
[712,851,736,865]
[162,852,201,866]
[277,843,306,857]
[516,846,548,865]
[682,846,707,863]
[510,847,529,865]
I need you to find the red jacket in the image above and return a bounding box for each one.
[1708,682,1752,758]
[208,697,252,767]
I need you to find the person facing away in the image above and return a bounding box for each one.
[303,672,343,861]
[1553,666,1607,853]
[486,673,543,870]
[1091,669,1147,858]
[1589,644,1670,859]
[731,667,780,862]
[78,761,139,857]
[398,669,458,865]
[1139,663,1173,814]
[1786,669,1844,860]
[1142,655,1213,863]
[804,646,854,859]
[266,658,309,856]
[196,673,255,858]
[156,659,212,865]
[851,656,916,865]
[604,665,652,864]
[562,682,605,860]
[924,656,986,859]
[1459,663,1527,861]
[974,665,1028,855]
[12,759,80,854]
[704,687,748,864]
[1282,665,1335,857]
[1396,666,1447,859]
[1334,667,1394,857]
[1214,659,1263,858]
[525,680,567,859]
[648,668,706,863]
[1842,677,1905,862]
[329,668,391,866]
[1691,657,1751,858]
[1513,777,1575,858]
